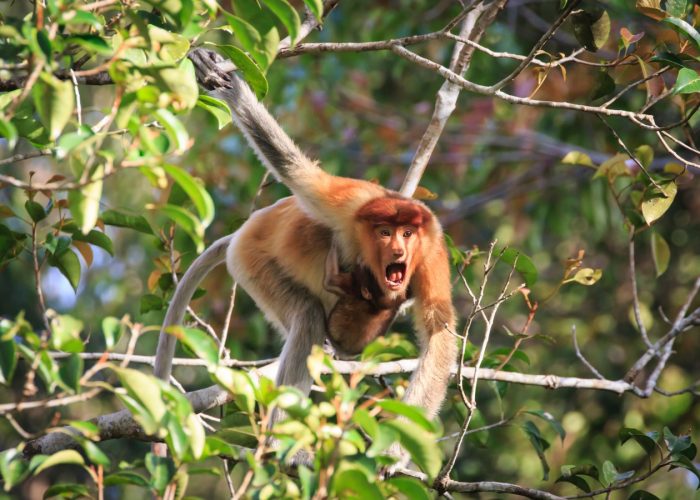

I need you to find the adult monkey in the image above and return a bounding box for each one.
[154,49,456,428]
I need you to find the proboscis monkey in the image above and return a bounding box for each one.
[154,49,456,437]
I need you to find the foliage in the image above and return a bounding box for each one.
[0,0,699,498]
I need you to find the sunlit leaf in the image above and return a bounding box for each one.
[0,118,17,150]
[620,428,659,454]
[499,248,538,287]
[156,204,204,252]
[32,72,75,141]
[569,268,602,286]
[50,314,84,353]
[154,109,189,154]
[205,43,268,98]
[0,338,17,384]
[33,450,84,475]
[641,181,677,225]
[383,420,441,478]
[672,68,700,94]
[68,165,104,234]
[161,164,215,227]
[102,316,124,350]
[166,326,219,367]
[196,95,232,129]
[376,400,435,432]
[264,0,300,45]
[58,353,83,393]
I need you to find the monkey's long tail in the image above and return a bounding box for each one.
[188,48,319,190]
[153,234,232,381]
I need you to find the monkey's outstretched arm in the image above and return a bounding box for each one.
[154,235,232,381]
[189,49,384,229]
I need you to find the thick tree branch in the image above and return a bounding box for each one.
[21,359,637,457]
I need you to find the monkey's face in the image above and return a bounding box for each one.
[366,223,420,296]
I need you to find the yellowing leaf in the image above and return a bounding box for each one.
[412,186,438,200]
[595,153,631,181]
[33,450,84,475]
[561,151,595,168]
[32,72,75,141]
[571,268,603,286]
[637,0,667,20]
[641,182,677,225]
[664,162,685,175]
[651,231,670,277]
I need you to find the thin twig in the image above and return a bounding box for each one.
[628,234,653,348]
[571,325,604,380]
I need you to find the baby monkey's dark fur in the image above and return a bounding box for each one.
[324,244,407,356]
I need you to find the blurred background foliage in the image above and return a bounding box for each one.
[0,0,699,497]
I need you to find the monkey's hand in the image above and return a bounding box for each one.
[380,443,411,479]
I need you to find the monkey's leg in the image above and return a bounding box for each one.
[274,302,327,399]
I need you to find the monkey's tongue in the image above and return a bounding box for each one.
[386,263,405,284]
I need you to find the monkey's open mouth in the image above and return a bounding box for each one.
[385,263,406,288]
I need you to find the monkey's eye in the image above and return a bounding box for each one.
[378,227,391,237]
[403,230,413,238]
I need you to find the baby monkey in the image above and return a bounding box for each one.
[324,243,407,357]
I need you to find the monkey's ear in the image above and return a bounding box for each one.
[360,286,373,301]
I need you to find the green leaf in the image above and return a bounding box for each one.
[166,326,219,367]
[205,43,268,98]
[555,473,591,492]
[61,10,104,28]
[331,468,383,500]
[104,471,150,487]
[590,71,616,101]
[352,409,378,439]
[367,422,399,457]
[158,204,205,252]
[0,338,17,384]
[571,9,610,52]
[664,17,700,49]
[670,454,700,485]
[101,209,153,234]
[641,181,677,225]
[58,353,83,393]
[264,0,301,44]
[663,427,692,456]
[56,126,95,159]
[383,420,441,478]
[0,449,29,491]
[376,400,435,432]
[161,164,215,227]
[71,229,113,256]
[145,452,175,496]
[629,491,661,500]
[48,248,82,292]
[214,367,257,415]
[0,118,18,150]
[301,0,323,20]
[499,248,538,287]
[153,58,200,111]
[140,294,165,314]
[68,165,104,234]
[672,67,700,94]
[66,34,112,55]
[33,450,84,475]
[50,314,84,353]
[600,460,634,486]
[634,145,654,169]
[43,483,91,499]
[114,368,167,433]
[522,421,550,480]
[197,95,233,129]
[223,12,272,68]
[25,200,47,223]
[650,231,670,277]
[101,316,123,350]
[667,0,689,17]
[525,410,565,441]
[154,109,189,154]
[561,151,594,167]
[66,420,100,440]
[620,428,659,455]
[32,72,75,141]
[385,477,430,500]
